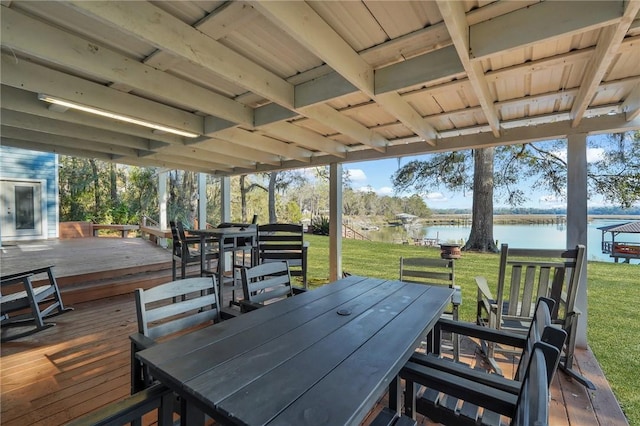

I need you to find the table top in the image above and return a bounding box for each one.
[189,226,256,238]
[137,275,453,426]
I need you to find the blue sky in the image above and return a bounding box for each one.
[342,149,610,210]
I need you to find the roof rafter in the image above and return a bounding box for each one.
[571,0,640,126]
[254,0,438,144]
[210,127,313,162]
[622,83,640,121]
[0,6,253,127]
[67,0,386,154]
[1,53,203,139]
[436,0,501,138]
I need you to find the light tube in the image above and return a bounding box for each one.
[38,94,199,138]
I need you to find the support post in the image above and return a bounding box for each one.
[567,133,588,349]
[198,173,207,229]
[158,171,168,248]
[329,163,343,281]
[220,176,231,223]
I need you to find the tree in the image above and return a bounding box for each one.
[465,148,497,252]
[392,131,640,252]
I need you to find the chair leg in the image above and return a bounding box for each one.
[452,304,460,362]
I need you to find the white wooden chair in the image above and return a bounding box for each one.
[475,243,591,388]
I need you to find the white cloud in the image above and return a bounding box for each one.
[587,147,605,163]
[549,147,604,163]
[424,192,448,202]
[377,186,393,196]
[346,168,367,182]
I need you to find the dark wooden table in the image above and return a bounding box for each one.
[137,275,453,426]
[189,226,257,306]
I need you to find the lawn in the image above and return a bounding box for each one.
[303,234,640,425]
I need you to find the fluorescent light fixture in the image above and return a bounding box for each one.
[38,94,199,138]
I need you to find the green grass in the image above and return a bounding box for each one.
[303,234,640,425]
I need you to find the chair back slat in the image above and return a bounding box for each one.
[241,261,294,307]
[134,276,221,340]
[399,257,455,288]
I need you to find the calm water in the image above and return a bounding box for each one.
[369,218,640,263]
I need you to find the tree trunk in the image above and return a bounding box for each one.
[463,147,498,252]
[110,163,117,204]
[268,172,277,223]
[89,159,100,218]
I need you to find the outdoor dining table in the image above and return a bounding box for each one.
[189,226,257,307]
[136,274,454,425]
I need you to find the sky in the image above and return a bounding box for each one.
[342,148,610,210]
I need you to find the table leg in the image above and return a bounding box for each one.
[180,398,205,426]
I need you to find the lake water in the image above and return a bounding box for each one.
[369,218,640,263]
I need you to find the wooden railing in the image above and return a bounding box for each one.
[140,216,172,243]
[342,224,370,241]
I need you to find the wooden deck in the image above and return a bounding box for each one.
[0,239,629,425]
[0,295,628,425]
[1,237,174,304]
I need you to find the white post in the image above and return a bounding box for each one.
[198,173,207,229]
[158,171,168,248]
[220,176,232,272]
[329,163,343,281]
[567,133,588,349]
[220,176,231,223]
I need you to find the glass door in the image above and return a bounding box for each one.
[0,179,44,239]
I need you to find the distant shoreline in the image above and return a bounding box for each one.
[423,214,640,226]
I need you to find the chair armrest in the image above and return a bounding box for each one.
[475,276,496,307]
[129,333,156,352]
[409,353,520,394]
[436,318,526,348]
[401,361,517,417]
[292,286,307,295]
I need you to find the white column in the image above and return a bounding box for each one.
[158,171,168,247]
[567,133,588,348]
[329,163,343,281]
[198,173,207,229]
[220,176,231,223]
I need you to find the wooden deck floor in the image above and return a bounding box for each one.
[1,293,628,426]
[0,239,629,425]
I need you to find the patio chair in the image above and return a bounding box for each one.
[66,383,173,426]
[239,261,305,312]
[170,221,217,280]
[399,257,461,361]
[475,243,591,388]
[401,340,561,426]
[399,297,566,425]
[257,223,308,289]
[1,265,73,342]
[130,276,222,394]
